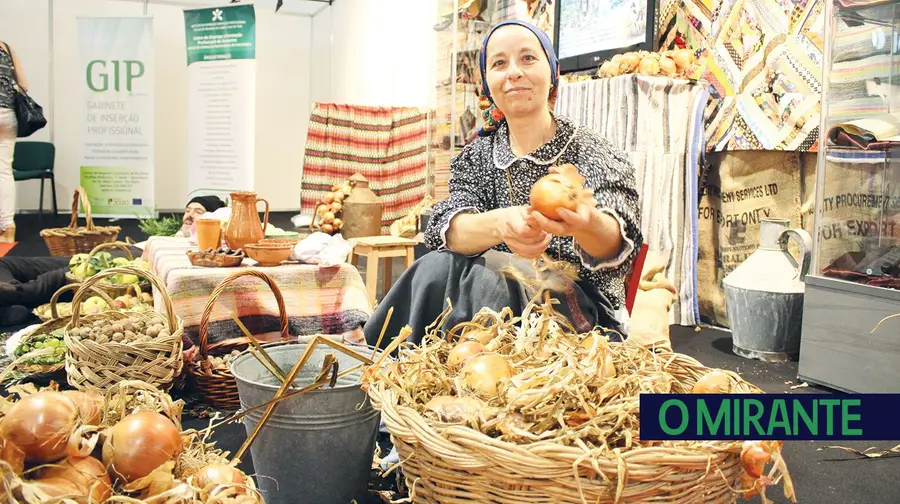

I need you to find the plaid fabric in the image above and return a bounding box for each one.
[300,103,429,234]
[142,237,371,346]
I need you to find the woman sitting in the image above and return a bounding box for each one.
[363,20,642,348]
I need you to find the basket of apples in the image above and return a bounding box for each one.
[66,241,152,299]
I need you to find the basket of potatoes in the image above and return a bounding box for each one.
[190,269,292,410]
[64,265,184,391]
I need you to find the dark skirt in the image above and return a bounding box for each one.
[363,249,623,349]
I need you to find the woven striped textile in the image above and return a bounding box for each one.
[658,0,824,152]
[556,74,707,326]
[142,237,371,346]
[301,103,429,234]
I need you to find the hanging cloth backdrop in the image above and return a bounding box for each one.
[301,103,429,234]
[556,75,708,327]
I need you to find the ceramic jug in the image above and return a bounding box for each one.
[225,191,270,251]
[723,218,812,363]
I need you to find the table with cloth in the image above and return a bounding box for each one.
[141,237,372,346]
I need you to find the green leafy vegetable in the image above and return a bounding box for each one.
[14,329,67,365]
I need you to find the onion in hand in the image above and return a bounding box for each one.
[102,411,183,483]
[529,174,580,221]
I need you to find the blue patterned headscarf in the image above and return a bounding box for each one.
[477,20,560,137]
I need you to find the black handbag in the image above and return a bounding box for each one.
[13,88,46,138]
[0,42,46,138]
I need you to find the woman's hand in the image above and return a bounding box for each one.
[498,206,552,259]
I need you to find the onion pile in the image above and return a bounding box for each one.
[598,48,698,79]
[364,299,796,503]
[315,180,351,234]
[0,382,260,503]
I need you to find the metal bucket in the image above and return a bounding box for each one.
[230,342,381,504]
[724,285,804,362]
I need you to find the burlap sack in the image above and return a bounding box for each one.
[802,149,900,273]
[697,151,803,326]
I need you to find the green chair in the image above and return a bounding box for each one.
[12,141,57,216]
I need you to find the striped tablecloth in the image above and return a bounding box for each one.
[141,237,371,347]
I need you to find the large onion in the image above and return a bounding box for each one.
[529,174,580,221]
[673,49,693,70]
[447,340,485,369]
[102,411,183,483]
[659,56,677,77]
[36,456,113,503]
[638,56,660,75]
[464,329,495,346]
[692,370,732,393]
[457,352,513,400]
[0,391,79,463]
[192,463,248,494]
[618,52,640,72]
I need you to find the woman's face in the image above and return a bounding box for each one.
[484,25,552,120]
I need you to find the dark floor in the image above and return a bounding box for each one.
[4,212,900,503]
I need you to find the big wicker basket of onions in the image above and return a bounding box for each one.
[64,265,184,392]
[190,269,292,410]
[0,379,262,503]
[363,300,797,504]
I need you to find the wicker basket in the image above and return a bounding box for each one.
[189,269,291,410]
[367,349,763,504]
[40,187,121,257]
[64,265,184,391]
[65,241,151,298]
[4,284,113,382]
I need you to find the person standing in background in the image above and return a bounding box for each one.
[0,40,27,243]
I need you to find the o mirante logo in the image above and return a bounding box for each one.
[639,394,898,441]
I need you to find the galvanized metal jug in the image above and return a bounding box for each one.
[723,218,812,362]
[341,173,383,238]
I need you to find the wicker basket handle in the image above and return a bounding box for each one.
[68,187,95,231]
[69,265,177,331]
[86,241,136,262]
[48,283,115,320]
[197,269,290,363]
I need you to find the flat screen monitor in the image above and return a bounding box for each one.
[553,0,657,73]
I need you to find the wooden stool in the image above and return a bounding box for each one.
[350,236,417,307]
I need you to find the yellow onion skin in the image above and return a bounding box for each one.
[0,391,79,463]
[102,411,183,483]
[62,390,103,426]
[37,455,113,503]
